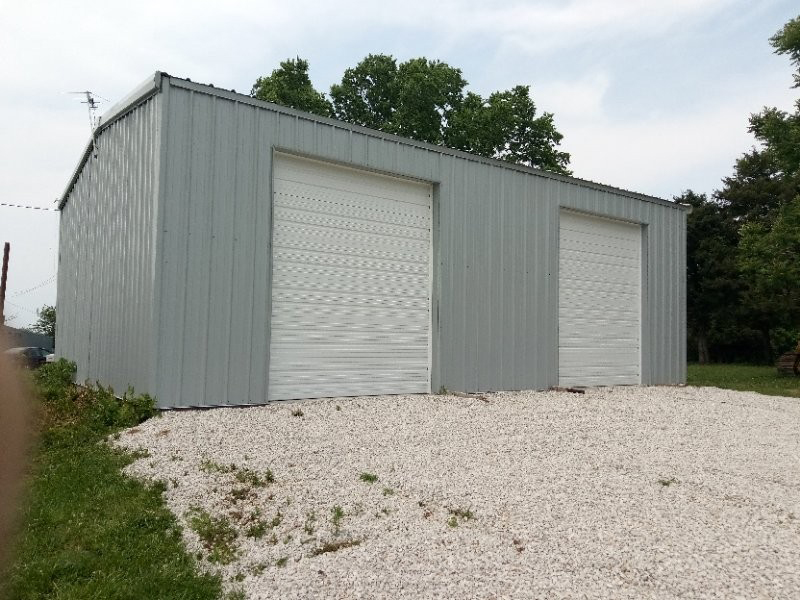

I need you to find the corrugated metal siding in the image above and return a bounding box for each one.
[56,95,161,394]
[154,86,272,407]
[152,79,686,407]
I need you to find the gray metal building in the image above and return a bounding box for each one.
[57,72,688,408]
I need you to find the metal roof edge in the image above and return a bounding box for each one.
[164,74,687,212]
[58,72,163,210]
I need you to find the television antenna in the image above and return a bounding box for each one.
[68,91,109,132]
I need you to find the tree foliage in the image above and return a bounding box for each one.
[688,15,800,363]
[32,304,56,338]
[739,198,800,326]
[253,54,570,174]
[251,57,332,117]
[682,191,741,363]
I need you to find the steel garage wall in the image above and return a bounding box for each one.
[153,76,686,407]
[56,95,161,393]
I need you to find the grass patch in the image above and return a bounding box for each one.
[330,505,345,534]
[687,363,800,398]
[304,511,316,534]
[1,360,220,600]
[275,556,288,567]
[199,458,234,473]
[245,520,268,539]
[447,506,474,527]
[290,407,304,417]
[382,487,394,496]
[310,539,361,556]
[201,459,274,488]
[187,508,239,565]
[658,477,679,487]
[235,467,274,487]
[359,472,378,484]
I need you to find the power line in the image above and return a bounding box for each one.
[5,300,38,315]
[0,202,58,212]
[10,274,57,297]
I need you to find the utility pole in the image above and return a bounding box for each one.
[0,242,9,325]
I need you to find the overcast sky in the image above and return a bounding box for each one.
[1,0,797,328]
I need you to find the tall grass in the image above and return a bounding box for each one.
[1,360,221,600]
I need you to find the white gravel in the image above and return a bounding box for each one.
[114,386,800,599]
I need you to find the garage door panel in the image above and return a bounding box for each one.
[272,248,429,276]
[268,381,429,401]
[272,291,428,311]
[559,349,640,368]
[273,222,429,256]
[559,210,641,386]
[275,158,430,207]
[275,182,431,224]
[273,233,429,265]
[560,236,640,259]
[559,279,640,297]
[272,269,428,298]
[272,274,428,300]
[269,154,432,400]
[559,263,640,287]
[559,289,640,311]
[273,205,430,242]
[270,304,427,325]
[561,213,641,238]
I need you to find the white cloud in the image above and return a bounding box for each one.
[536,72,612,120]
[553,70,798,198]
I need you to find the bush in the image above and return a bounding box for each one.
[32,358,156,434]
[33,359,77,406]
[87,385,156,430]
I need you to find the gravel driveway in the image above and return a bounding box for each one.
[116,386,800,599]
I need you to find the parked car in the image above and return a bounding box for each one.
[2,346,52,369]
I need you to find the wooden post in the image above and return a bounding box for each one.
[0,242,9,325]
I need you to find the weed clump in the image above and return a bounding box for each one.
[359,472,378,484]
[187,508,239,564]
[447,507,474,527]
[331,505,345,534]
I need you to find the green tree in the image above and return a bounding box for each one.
[681,191,741,363]
[32,304,56,338]
[251,57,332,117]
[255,54,571,174]
[739,198,800,332]
[694,15,800,363]
[329,54,398,130]
[770,15,800,88]
[714,149,796,226]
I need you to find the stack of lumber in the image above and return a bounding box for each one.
[776,351,800,376]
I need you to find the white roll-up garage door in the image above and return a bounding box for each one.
[558,210,642,387]
[268,154,433,400]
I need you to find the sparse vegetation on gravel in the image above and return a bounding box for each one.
[115,386,800,598]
